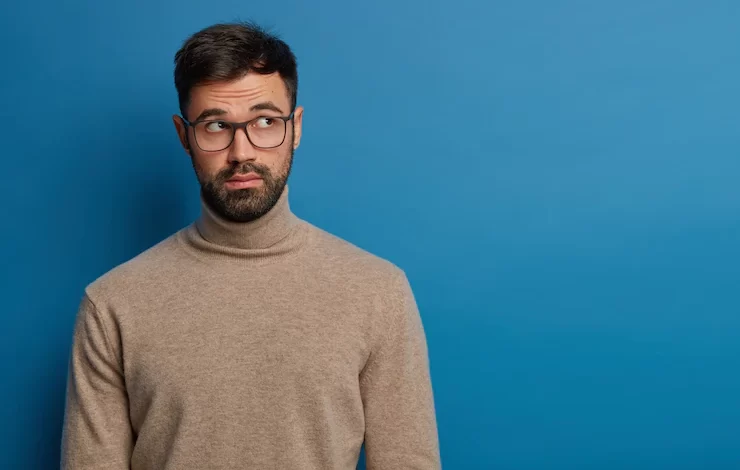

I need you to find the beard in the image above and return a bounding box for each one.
[193,147,293,223]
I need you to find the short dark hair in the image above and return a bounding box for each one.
[174,21,298,118]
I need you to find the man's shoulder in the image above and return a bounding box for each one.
[304,222,408,285]
[84,228,189,304]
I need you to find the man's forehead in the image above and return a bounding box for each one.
[192,73,288,104]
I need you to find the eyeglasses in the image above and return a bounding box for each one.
[182,112,294,152]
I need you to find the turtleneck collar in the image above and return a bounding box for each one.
[195,186,300,251]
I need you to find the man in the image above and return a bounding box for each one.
[61,21,440,469]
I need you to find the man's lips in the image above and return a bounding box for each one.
[225,172,263,189]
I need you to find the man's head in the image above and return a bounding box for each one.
[172,21,303,223]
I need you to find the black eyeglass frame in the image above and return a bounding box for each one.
[181,111,295,151]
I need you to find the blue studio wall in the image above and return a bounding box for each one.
[2,1,739,468]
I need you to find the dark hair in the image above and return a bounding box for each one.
[174,21,298,118]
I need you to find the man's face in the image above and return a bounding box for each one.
[173,72,303,222]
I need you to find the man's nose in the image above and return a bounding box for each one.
[227,127,257,163]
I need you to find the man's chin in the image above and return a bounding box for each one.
[200,176,287,223]
[208,191,272,222]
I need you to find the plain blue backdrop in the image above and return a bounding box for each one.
[2,1,739,468]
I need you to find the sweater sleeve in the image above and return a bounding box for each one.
[61,294,134,470]
[359,271,441,469]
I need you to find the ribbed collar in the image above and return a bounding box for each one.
[194,186,300,251]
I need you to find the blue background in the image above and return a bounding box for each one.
[2,1,739,468]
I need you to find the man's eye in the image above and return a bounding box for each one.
[253,117,275,129]
[204,121,230,132]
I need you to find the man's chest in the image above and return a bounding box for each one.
[120,289,371,421]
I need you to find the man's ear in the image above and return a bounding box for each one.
[292,106,304,150]
[172,115,191,154]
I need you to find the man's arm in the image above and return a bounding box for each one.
[360,271,441,469]
[61,294,133,469]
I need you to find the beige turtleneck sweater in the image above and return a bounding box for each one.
[60,187,440,469]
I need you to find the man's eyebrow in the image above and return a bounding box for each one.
[194,108,228,121]
[192,102,285,121]
[250,102,285,114]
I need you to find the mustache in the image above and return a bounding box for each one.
[218,162,271,181]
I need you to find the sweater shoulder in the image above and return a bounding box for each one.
[84,228,189,305]
[303,222,407,284]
